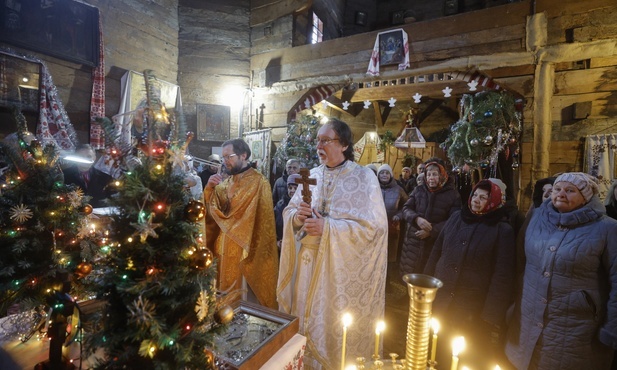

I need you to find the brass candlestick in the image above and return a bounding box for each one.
[402,274,443,370]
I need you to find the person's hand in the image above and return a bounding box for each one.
[416,217,432,231]
[415,229,430,239]
[206,174,223,189]
[304,209,324,236]
[295,201,313,223]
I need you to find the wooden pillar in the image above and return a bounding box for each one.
[531,61,554,185]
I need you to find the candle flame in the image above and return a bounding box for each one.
[452,336,465,356]
[430,318,440,334]
[342,313,352,327]
[376,320,385,334]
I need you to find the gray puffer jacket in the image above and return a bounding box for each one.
[505,196,617,370]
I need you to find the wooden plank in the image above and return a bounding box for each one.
[250,0,309,26]
[536,0,615,16]
[520,141,581,164]
[554,66,617,95]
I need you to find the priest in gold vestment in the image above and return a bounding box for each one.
[205,139,278,309]
[277,119,389,369]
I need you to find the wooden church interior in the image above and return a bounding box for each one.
[1,0,617,367]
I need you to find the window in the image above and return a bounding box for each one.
[310,12,323,44]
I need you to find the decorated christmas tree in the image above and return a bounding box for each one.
[0,107,99,357]
[441,91,523,173]
[273,114,320,170]
[86,71,223,369]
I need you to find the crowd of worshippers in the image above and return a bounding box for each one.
[51,119,617,370]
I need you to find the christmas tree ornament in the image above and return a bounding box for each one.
[184,200,205,222]
[80,204,93,215]
[483,135,493,146]
[75,262,93,278]
[484,110,493,118]
[470,139,479,147]
[9,204,33,224]
[191,248,213,270]
[214,304,234,325]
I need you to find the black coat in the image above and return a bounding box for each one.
[400,178,460,274]
[424,207,515,326]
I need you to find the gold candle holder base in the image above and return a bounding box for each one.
[403,274,443,370]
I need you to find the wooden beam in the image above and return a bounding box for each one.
[250,0,310,27]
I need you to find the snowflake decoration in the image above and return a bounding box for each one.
[131,212,162,243]
[342,101,350,110]
[467,80,479,91]
[168,149,186,170]
[195,290,210,321]
[77,218,94,239]
[388,97,397,107]
[321,100,329,110]
[442,86,453,98]
[363,100,371,109]
[128,295,156,328]
[67,189,84,209]
[304,98,312,109]
[9,204,33,224]
[412,93,422,104]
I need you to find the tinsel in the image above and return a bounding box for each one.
[440,91,522,170]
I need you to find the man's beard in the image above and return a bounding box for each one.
[226,161,244,175]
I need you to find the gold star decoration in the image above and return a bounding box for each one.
[130,212,162,243]
[9,204,33,224]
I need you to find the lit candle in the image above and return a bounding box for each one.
[374,321,385,359]
[341,313,353,370]
[450,336,465,370]
[430,318,440,363]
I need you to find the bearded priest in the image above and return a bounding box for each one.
[277,118,389,369]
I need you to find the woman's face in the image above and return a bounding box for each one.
[425,166,441,189]
[551,181,586,213]
[542,183,553,202]
[470,188,490,213]
[378,170,391,184]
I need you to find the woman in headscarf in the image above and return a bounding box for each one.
[400,158,460,275]
[506,172,617,370]
[424,178,515,369]
[604,180,617,220]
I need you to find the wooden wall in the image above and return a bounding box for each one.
[178,0,250,161]
[0,0,179,144]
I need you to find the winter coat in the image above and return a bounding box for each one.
[272,174,288,206]
[399,178,460,275]
[424,207,515,327]
[505,197,617,370]
[381,180,409,220]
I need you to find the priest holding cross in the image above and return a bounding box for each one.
[277,118,389,370]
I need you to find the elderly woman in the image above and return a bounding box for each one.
[506,172,617,370]
[425,178,515,368]
[400,158,460,275]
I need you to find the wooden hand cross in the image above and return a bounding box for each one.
[294,168,316,205]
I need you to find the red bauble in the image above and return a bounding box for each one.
[75,262,93,278]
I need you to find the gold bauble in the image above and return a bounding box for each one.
[184,200,205,222]
[214,305,234,325]
[75,262,93,278]
[80,204,93,215]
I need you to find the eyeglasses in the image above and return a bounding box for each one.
[316,137,340,146]
[222,153,238,161]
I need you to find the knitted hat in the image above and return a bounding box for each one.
[366,163,378,174]
[377,164,393,177]
[554,172,599,202]
[402,167,411,173]
[287,173,302,185]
